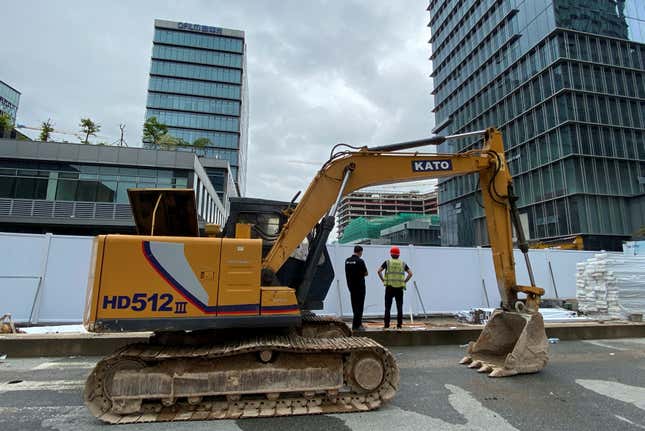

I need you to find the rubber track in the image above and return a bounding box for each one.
[85,335,399,423]
[300,314,353,337]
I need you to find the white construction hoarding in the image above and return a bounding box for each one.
[0,233,598,324]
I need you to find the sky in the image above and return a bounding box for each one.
[3,1,434,201]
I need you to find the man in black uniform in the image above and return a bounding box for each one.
[344,245,368,331]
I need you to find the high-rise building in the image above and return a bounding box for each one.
[144,19,248,196]
[337,190,438,238]
[0,80,20,124]
[428,0,644,251]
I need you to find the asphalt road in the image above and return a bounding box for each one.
[0,338,644,431]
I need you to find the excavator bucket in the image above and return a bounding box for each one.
[460,309,549,377]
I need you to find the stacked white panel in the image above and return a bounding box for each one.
[576,252,645,318]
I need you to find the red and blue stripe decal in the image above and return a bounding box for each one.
[142,241,259,316]
[261,305,300,315]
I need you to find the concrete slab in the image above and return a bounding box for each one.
[0,332,150,357]
[361,320,645,346]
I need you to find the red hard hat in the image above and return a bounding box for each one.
[390,246,400,256]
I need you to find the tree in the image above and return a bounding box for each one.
[157,134,190,150]
[157,134,180,150]
[79,118,100,144]
[142,116,168,145]
[0,113,12,137]
[39,119,54,142]
[192,137,212,148]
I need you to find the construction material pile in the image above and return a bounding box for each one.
[455,307,583,324]
[576,252,645,319]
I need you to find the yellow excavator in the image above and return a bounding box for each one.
[83,128,548,423]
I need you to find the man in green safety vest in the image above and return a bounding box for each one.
[377,246,413,329]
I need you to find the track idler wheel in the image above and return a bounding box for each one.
[84,357,146,418]
[346,352,385,392]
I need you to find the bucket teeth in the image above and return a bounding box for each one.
[468,360,483,369]
[459,356,473,365]
[488,368,505,378]
[477,364,493,373]
[488,367,517,378]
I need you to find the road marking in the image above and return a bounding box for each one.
[0,405,81,414]
[583,338,645,351]
[32,361,95,370]
[615,415,645,429]
[0,380,84,392]
[582,340,631,351]
[0,405,243,430]
[41,406,244,431]
[446,384,518,429]
[576,379,645,410]
[333,384,518,430]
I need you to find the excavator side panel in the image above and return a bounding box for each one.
[216,238,262,316]
[84,235,300,332]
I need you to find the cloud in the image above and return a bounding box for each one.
[4,0,433,200]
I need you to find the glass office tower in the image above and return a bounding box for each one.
[428,0,645,250]
[145,20,248,196]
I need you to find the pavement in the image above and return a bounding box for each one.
[1,338,644,430]
[3,319,645,357]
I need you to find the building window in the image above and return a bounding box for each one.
[148,76,241,99]
[150,60,241,84]
[146,109,239,132]
[0,161,190,204]
[147,93,240,116]
[154,29,243,53]
[152,44,243,68]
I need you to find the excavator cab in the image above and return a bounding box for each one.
[223,197,335,311]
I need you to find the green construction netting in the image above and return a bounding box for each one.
[339,213,439,244]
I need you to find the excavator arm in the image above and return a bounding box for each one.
[264,128,544,312]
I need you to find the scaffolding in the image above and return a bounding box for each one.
[339,213,429,244]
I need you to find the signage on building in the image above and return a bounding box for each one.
[412,160,453,172]
[177,22,223,34]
